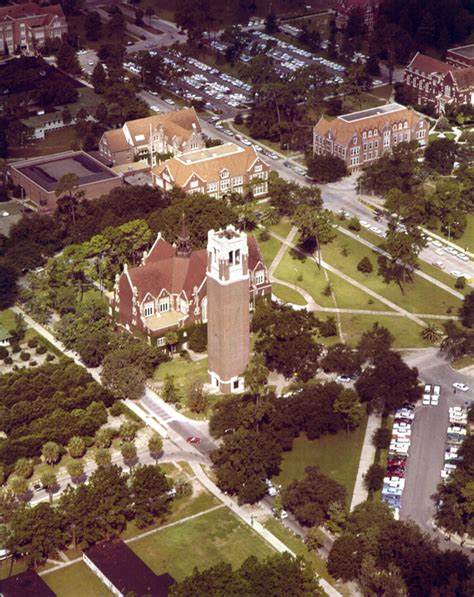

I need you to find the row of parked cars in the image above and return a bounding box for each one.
[382,403,416,516]
[441,406,468,480]
[422,383,441,406]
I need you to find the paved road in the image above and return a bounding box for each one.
[401,348,473,555]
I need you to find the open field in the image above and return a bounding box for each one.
[9,128,78,159]
[272,282,307,305]
[269,220,293,239]
[250,232,281,267]
[44,562,113,596]
[274,248,389,311]
[321,231,462,316]
[274,417,367,507]
[130,507,274,581]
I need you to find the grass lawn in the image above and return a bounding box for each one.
[232,122,285,155]
[263,519,350,597]
[343,92,385,113]
[451,355,474,370]
[335,313,432,349]
[269,220,293,239]
[274,417,368,508]
[321,231,462,316]
[369,85,393,100]
[43,562,113,596]
[0,309,15,330]
[418,261,470,296]
[274,248,389,311]
[272,282,307,306]
[250,232,281,267]
[10,128,78,159]
[129,507,274,581]
[449,213,474,254]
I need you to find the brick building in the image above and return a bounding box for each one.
[0,2,67,55]
[9,151,123,212]
[403,51,474,115]
[152,143,270,198]
[446,44,474,69]
[335,0,379,31]
[113,223,271,342]
[313,103,429,172]
[99,107,204,166]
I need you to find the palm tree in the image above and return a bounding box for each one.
[420,323,442,344]
[40,471,57,504]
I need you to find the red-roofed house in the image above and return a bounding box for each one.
[113,224,271,342]
[0,2,67,55]
[403,52,474,114]
[335,0,379,31]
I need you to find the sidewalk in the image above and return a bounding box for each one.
[350,414,381,511]
[190,462,342,597]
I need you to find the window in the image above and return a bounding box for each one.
[159,298,169,312]
[233,380,239,390]
[362,132,367,139]
[220,169,229,179]
[392,124,397,131]
[374,141,378,148]
[255,270,265,285]
[190,180,199,189]
[368,142,373,150]
[363,143,367,151]
[144,302,154,317]
[220,178,230,190]
[404,121,408,129]
[353,136,358,144]
[445,85,451,97]
[255,164,263,173]
[368,130,373,138]
[207,181,218,192]
[157,337,166,347]
[253,182,267,195]
[363,153,367,161]
[232,176,243,186]
[398,123,403,131]
[373,130,378,136]
[393,133,398,143]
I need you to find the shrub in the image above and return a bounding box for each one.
[110,402,123,417]
[319,317,337,337]
[36,345,47,355]
[20,351,30,361]
[347,217,361,231]
[234,113,243,125]
[11,344,21,354]
[187,323,207,353]
[29,360,38,367]
[83,436,95,448]
[357,256,373,274]
[4,356,13,365]
[455,276,466,289]
[372,426,392,449]
[259,228,270,242]
[46,354,55,361]
[364,463,385,492]
[27,338,38,348]
[0,346,8,359]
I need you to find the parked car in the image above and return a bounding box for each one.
[336,375,352,383]
[186,436,201,444]
[452,383,470,392]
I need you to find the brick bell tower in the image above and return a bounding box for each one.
[207,225,250,394]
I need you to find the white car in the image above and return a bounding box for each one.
[452,382,470,392]
[1,211,8,217]
[422,395,431,405]
[164,98,176,105]
[150,105,160,112]
[336,375,352,383]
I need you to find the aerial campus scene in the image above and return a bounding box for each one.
[0,0,473,595]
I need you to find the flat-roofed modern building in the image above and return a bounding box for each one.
[313,103,429,172]
[9,151,123,212]
[83,539,175,597]
[152,142,270,198]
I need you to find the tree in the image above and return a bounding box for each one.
[0,262,18,309]
[131,464,170,527]
[68,436,86,459]
[425,138,457,174]
[364,463,385,492]
[119,421,140,442]
[460,291,474,328]
[106,7,126,40]
[84,11,103,41]
[383,223,425,292]
[9,476,29,500]
[244,354,269,395]
[304,527,325,551]
[355,350,422,413]
[372,427,392,449]
[420,323,442,344]
[91,62,107,94]
[40,471,58,504]
[95,448,112,468]
[148,434,163,463]
[320,343,362,377]
[161,374,181,404]
[7,503,64,567]
[293,206,335,264]
[57,43,81,74]
[121,442,137,468]
[67,459,85,483]
[175,0,211,46]
[188,382,209,413]
[440,320,473,360]
[357,323,394,363]
[333,389,364,433]
[357,256,373,274]
[42,441,60,465]
[327,534,361,582]
[14,458,33,479]
[306,154,348,183]
[165,330,178,352]
[101,359,146,401]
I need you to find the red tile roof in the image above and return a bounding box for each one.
[407,52,452,75]
[450,67,474,90]
[0,2,64,24]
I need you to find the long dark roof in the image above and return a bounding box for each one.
[83,539,174,597]
[1,569,55,597]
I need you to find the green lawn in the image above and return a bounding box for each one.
[451,355,474,370]
[250,233,281,267]
[321,231,461,316]
[269,220,293,239]
[10,128,78,159]
[274,248,389,311]
[335,313,432,349]
[274,417,368,508]
[343,92,385,113]
[43,562,114,596]
[129,507,274,581]
[368,85,393,100]
[449,213,474,254]
[272,282,307,306]
[0,309,15,330]
[419,261,470,296]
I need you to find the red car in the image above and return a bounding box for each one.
[186,436,201,445]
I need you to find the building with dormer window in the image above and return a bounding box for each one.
[312,103,428,172]
[99,107,204,166]
[0,2,67,55]
[151,142,270,198]
[112,221,271,341]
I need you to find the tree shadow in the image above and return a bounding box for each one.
[377,255,406,295]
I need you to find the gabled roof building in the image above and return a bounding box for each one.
[113,222,271,341]
[99,107,205,166]
[0,3,67,55]
[152,142,270,198]
[313,103,429,172]
[403,51,474,115]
